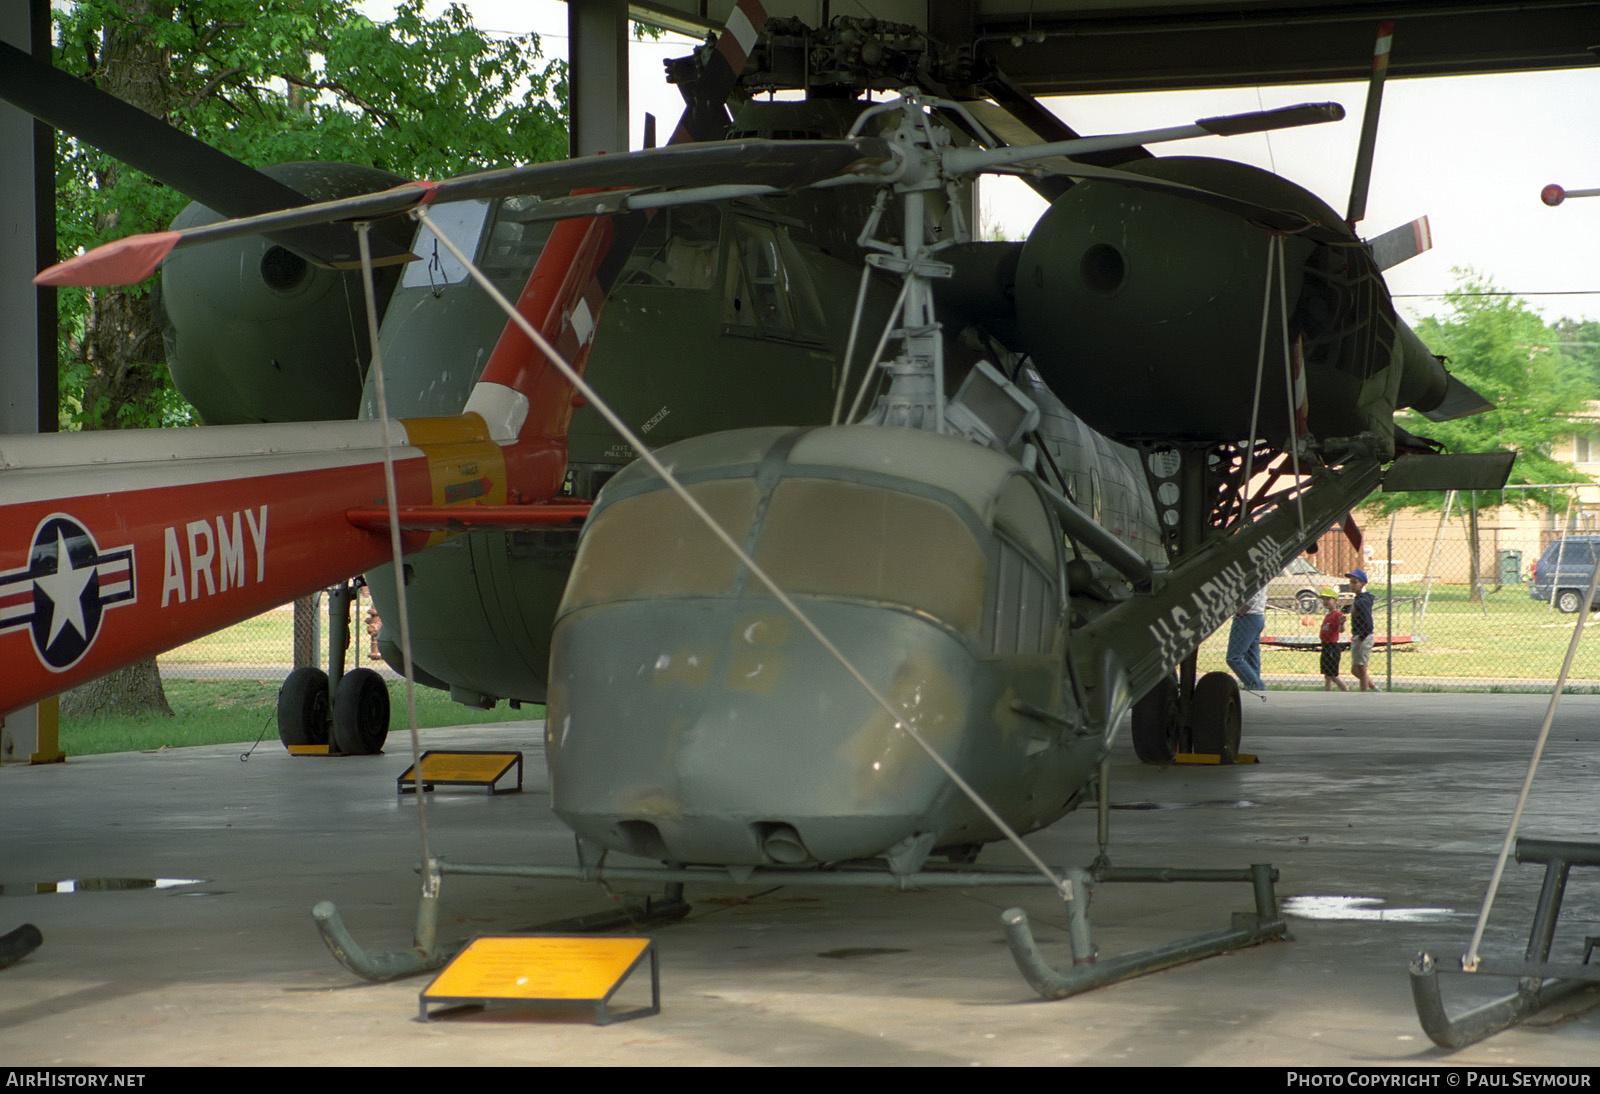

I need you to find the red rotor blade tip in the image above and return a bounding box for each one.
[34,231,183,287]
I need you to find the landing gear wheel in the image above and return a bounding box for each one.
[1191,671,1242,763]
[277,667,330,747]
[332,668,390,755]
[1131,675,1181,764]
[1557,588,1583,614]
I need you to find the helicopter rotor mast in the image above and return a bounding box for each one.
[839,93,1348,443]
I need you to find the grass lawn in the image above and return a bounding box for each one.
[61,582,1600,755]
[60,677,539,756]
[160,608,298,665]
[1194,581,1600,686]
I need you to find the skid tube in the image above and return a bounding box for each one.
[313,859,451,982]
[1409,953,1598,1050]
[1001,863,1287,999]
[313,856,1286,992]
[0,923,43,969]
[1409,837,1600,1049]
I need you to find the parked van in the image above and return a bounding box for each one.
[1529,535,1600,613]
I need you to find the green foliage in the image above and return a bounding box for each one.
[1549,317,1600,392]
[1382,270,1597,515]
[52,0,569,430]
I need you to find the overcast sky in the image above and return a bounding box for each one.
[363,1,1600,328]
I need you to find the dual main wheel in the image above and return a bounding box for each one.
[1189,672,1241,763]
[276,667,389,755]
[1129,671,1241,764]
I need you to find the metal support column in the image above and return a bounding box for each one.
[569,0,630,157]
[0,0,58,769]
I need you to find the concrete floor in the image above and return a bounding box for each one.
[2,692,1598,1067]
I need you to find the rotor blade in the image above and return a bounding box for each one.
[1346,21,1394,227]
[0,41,404,268]
[1367,215,1432,270]
[978,67,1153,169]
[667,0,767,144]
[1418,374,1495,423]
[1383,451,1515,492]
[950,66,1152,205]
[1036,159,1351,242]
[37,138,895,287]
[943,103,1344,177]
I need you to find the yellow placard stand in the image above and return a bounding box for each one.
[419,936,658,1024]
[397,750,523,795]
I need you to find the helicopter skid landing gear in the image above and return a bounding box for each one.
[534,883,692,933]
[1001,863,1286,999]
[0,923,43,969]
[313,859,451,982]
[1409,837,1600,1049]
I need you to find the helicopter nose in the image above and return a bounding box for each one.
[546,598,972,867]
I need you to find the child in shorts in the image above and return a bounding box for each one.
[1319,588,1348,692]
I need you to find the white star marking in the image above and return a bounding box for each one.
[34,530,93,648]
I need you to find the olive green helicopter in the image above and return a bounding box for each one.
[5,10,1511,996]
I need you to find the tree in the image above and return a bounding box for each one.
[1549,317,1600,394]
[51,0,568,716]
[1373,270,1597,600]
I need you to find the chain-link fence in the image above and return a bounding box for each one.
[1198,485,1600,691]
[156,584,392,686]
[159,484,1600,696]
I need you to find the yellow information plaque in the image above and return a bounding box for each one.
[397,750,523,795]
[419,935,658,1023]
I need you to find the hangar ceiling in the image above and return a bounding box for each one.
[629,1,1600,92]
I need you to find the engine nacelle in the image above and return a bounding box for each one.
[1014,157,1449,448]
[157,162,412,424]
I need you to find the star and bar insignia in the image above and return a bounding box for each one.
[0,515,136,672]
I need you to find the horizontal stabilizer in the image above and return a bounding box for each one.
[1367,215,1431,270]
[1418,373,1494,422]
[1382,451,1515,493]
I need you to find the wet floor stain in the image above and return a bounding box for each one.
[0,878,209,896]
[818,947,909,959]
[1111,800,1260,810]
[1283,895,1466,923]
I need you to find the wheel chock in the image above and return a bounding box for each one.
[1175,752,1259,765]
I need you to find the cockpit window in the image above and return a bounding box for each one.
[616,205,719,291]
[401,199,491,289]
[753,479,986,638]
[559,479,760,614]
[562,474,997,644]
[987,478,1061,656]
[722,218,825,343]
[476,196,556,284]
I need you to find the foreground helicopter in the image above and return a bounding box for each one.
[2,9,1510,996]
